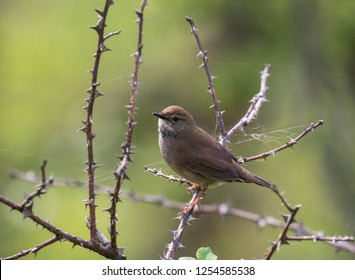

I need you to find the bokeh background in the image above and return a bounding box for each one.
[0,0,354,260]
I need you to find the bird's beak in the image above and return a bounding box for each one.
[152,112,167,120]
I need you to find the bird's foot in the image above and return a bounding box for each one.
[183,184,206,214]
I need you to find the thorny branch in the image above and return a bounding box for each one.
[242,120,324,163]
[20,160,53,212]
[186,16,227,139]
[264,205,301,259]
[0,192,124,259]
[8,169,355,256]
[144,166,193,186]
[1,162,124,259]
[221,64,271,145]
[79,0,120,243]
[164,187,202,260]
[2,236,61,260]
[109,0,148,251]
[0,0,128,260]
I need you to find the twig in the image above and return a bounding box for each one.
[79,0,120,244]
[164,189,201,259]
[20,160,53,212]
[221,64,271,145]
[7,171,355,255]
[286,235,354,242]
[144,166,193,186]
[264,205,301,259]
[2,236,61,260]
[0,194,125,259]
[109,0,148,251]
[186,16,227,139]
[242,120,324,163]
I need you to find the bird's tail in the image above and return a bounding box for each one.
[251,173,275,188]
[237,164,275,188]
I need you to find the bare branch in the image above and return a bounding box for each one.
[186,16,227,139]
[221,64,271,145]
[7,171,355,255]
[286,235,354,242]
[80,0,119,244]
[0,193,125,259]
[264,206,301,259]
[144,166,193,186]
[2,236,61,260]
[242,120,324,163]
[20,160,53,212]
[164,188,203,259]
[109,0,148,251]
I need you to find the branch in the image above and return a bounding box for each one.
[221,64,271,145]
[0,194,124,259]
[264,205,300,259]
[286,235,354,242]
[7,171,355,255]
[126,191,354,256]
[242,120,324,163]
[20,160,53,212]
[186,16,227,139]
[2,236,61,260]
[109,0,148,251]
[144,166,193,186]
[164,188,202,259]
[79,0,120,244]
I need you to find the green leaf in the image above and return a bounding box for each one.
[196,247,218,260]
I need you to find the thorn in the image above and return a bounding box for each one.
[135,8,143,17]
[100,43,111,53]
[94,89,105,98]
[165,242,174,250]
[288,138,297,146]
[86,87,93,95]
[94,8,103,16]
[176,242,185,250]
[281,238,290,245]
[280,213,289,223]
[107,0,115,6]
[123,172,131,181]
[170,230,178,238]
[88,24,100,32]
[186,215,198,223]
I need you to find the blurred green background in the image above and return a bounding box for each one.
[0,0,354,260]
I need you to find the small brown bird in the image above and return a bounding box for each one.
[153,105,274,191]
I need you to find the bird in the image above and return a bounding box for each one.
[153,105,274,212]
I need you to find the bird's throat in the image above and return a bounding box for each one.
[158,122,178,138]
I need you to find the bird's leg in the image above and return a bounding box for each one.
[183,184,206,214]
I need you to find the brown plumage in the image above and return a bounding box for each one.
[153,105,274,189]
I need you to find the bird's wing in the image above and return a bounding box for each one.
[181,132,244,182]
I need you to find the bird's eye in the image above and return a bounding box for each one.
[172,116,179,122]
